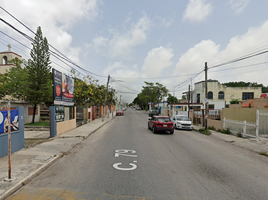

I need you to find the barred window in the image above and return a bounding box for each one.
[218,91,224,99]
[208,91,213,99]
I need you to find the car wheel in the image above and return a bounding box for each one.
[153,126,157,133]
[170,131,174,134]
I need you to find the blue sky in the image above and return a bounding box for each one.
[1,0,268,103]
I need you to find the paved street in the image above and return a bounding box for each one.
[8,109,268,200]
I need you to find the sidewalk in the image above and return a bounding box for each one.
[193,125,268,155]
[0,115,115,200]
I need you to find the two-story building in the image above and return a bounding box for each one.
[186,79,262,110]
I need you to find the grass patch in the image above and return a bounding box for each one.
[198,128,211,135]
[25,121,50,126]
[259,151,268,156]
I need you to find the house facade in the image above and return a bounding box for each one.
[190,80,262,110]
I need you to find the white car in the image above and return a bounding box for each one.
[170,115,193,130]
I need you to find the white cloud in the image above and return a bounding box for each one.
[0,0,100,67]
[183,0,213,22]
[228,0,250,14]
[142,46,174,77]
[91,14,151,60]
[174,20,268,88]
[103,61,141,79]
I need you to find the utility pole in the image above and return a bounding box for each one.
[188,85,190,118]
[205,62,208,130]
[102,75,110,122]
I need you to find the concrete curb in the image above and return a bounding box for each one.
[0,155,60,200]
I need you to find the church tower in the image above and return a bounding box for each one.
[0,44,21,74]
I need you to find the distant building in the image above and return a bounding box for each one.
[183,80,262,110]
[0,44,21,74]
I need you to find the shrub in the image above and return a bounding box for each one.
[237,132,243,138]
[221,128,231,134]
[198,128,211,135]
[208,126,215,130]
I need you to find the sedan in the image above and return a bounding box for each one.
[148,116,174,134]
[170,115,193,130]
[116,110,124,116]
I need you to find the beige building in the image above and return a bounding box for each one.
[0,44,21,74]
[191,80,262,110]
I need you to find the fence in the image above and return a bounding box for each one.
[223,118,256,138]
[223,109,268,140]
[256,110,268,140]
[76,106,87,126]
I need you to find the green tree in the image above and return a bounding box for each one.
[167,94,179,103]
[25,26,52,123]
[0,58,27,99]
[230,98,240,104]
[133,82,168,109]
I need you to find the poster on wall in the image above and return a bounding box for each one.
[53,68,74,106]
[55,105,65,122]
[0,110,19,134]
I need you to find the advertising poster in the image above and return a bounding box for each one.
[53,68,74,106]
[55,105,65,122]
[53,69,62,105]
[62,74,74,104]
[0,110,19,134]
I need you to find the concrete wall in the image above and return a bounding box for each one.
[222,108,257,122]
[56,119,76,135]
[208,119,222,130]
[56,106,76,135]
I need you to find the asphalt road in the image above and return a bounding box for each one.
[9,109,268,200]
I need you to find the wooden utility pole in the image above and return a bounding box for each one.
[102,75,110,122]
[205,62,208,130]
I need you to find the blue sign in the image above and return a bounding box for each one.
[0,110,19,134]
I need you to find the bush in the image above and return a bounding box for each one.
[198,128,211,135]
[208,126,215,130]
[237,132,243,138]
[221,128,231,134]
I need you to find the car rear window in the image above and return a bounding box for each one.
[157,118,171,122]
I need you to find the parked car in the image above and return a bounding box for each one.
[148,109,159,117]
[116,110,124,116]
[170,115,193,130]
[148,116,174,134]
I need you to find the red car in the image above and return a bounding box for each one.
[116,110,124,116]
[148,116,174,134]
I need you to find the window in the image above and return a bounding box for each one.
[3,56,7,65]
[197,94,200,103]
[242,92,254,100]
[208,91,213,99]
[208,104,214,109]
[218,91,224,99]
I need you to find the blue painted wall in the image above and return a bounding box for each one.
[50,106,57,137]
[0,106,24,158]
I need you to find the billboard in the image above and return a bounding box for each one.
[53,68,74,106]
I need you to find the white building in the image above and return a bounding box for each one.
[185,80,262,110]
